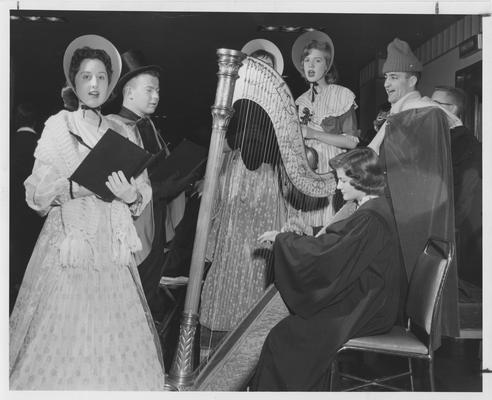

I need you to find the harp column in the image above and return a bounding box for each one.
[167,48,245,389]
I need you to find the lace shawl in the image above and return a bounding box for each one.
[34,110,142,269]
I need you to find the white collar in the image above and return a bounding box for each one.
[357,195,378,208]
[390,90,421,114]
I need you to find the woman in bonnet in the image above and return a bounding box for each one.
[9,35,165,390]
[199,39,287,355]
[291,30,359,226]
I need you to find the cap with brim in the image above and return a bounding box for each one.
[291,31,334,75]
[241,38,284,75]
[115,49,163,94]
[63,34,122,104]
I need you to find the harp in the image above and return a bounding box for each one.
[166,49,338,390]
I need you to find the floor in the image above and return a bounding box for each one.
[159,307,483,392]
[334,337,483,391]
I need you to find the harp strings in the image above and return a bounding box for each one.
[201,57,322,363]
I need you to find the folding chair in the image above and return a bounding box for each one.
[330,238,454,391]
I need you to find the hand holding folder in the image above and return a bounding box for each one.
[148,138,208,183]
[148,139,208,200]
[69,128,163,201]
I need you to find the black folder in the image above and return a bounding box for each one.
[149,138,208,183]
[70,128,161,200]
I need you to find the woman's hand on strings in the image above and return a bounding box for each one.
[282,216,313,236]
[106,171,138,204]
[258,230,279,244]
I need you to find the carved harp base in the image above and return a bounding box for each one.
[167,312,199,390]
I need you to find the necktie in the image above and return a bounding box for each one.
[136,117,160,154]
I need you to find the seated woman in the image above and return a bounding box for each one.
[251,147,408,391]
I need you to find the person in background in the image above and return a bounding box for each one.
[9,35,165,390]
[251,147,407,390]
[199,39,287,358]
[10,102,44,312]
[431,86,482,289]
[107,50,198,324]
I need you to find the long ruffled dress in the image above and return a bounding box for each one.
[9,109,165,390]
[200,150,286,333]
[294,84,358,226]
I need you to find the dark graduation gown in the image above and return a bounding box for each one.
[251,197,407,391]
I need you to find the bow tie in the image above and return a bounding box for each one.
[310,82,319,103]
[80,104,101,112]
[80,104,102,127]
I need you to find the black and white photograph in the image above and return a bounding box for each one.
[2,0,491,397]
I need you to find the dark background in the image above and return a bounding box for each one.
[10,10,461,146]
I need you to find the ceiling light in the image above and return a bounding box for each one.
[26,16,41,22]
[280,26,300,33]
[10,15,21,21]
[259,25,278,32]
[44,16,65,23]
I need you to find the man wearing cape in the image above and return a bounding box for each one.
[369,38,462,341]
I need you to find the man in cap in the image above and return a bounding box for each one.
[107,50,195,322]
[431,86,482,289]
[368,38,461,341]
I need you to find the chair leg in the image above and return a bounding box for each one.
[407,358,414,391]
[329,359,337,391]
[428,358,435,391]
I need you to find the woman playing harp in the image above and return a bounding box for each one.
[199,39,288,357]
[251,148,407,391]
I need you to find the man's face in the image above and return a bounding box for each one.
[384,72,415,104]
[431,90,458,116]
[127,73,160,116]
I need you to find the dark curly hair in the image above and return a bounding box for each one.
[68,47,113,87]
[60,85,79,111]
[329,147,386,196]
[250,49,276,70]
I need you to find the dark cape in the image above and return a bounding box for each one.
[251,197,407,391]
[116,107,169,320]
[450,125,482,287]
[382,106,459,339]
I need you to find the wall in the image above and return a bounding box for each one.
[419,47,482,97]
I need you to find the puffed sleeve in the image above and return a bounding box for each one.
[320,106,359,136]
[24,158,71,217]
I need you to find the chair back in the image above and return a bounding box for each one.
[405,239,454,335]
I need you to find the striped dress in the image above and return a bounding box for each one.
[294,84,358,225]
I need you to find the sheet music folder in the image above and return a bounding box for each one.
[149,138,208,182]
[70,128,160,201]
